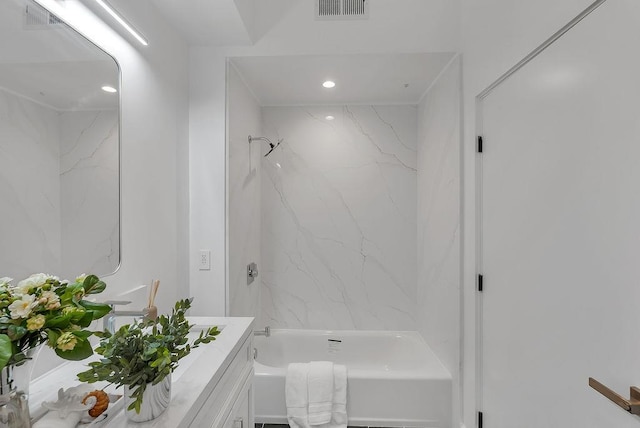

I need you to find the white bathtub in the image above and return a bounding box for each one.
[253,329,452,428]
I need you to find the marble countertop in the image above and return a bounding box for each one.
[29,316,254,428]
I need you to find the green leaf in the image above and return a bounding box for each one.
[45,314,73,329]
[55,338,94,361]
[61,283,83,301]
[93,330,111,339]
[78,301,112,320]
[46,329,60,348]
[0,335,12,369]
[7,325,27,341]
[73,330,93,339]
[75,311,94,328]
[83,275,106,295]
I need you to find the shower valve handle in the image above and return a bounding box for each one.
[248,264,258,278]
[247,262,259,285]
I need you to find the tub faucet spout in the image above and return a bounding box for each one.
[254,326,271,337]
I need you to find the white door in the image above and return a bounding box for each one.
[480,0,640,426]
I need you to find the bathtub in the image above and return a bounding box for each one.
[253,329,452,428]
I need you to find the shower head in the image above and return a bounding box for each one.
[248,135,284,157]
[264,139,282,157]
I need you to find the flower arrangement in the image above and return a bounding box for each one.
[0,273,111,369]
[77,299,220,414]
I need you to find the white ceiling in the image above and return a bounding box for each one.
[230,53,455,106]
[2,0,455,109]
[150,0,256,46]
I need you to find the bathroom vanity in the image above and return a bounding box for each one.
[29,317,255,428]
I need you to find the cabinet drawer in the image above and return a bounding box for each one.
[221,373,253,428]
[189,334,253,428]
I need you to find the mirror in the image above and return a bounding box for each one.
[0,0,120,280]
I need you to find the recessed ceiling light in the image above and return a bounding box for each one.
[322,80,336,89]
[325,115,335,121]
[102,86,117,93]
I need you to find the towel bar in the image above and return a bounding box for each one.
[589,377,640,415]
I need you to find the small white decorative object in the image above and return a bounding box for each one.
[124,374,171,422]
[33,385,96,428]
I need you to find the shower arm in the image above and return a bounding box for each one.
[248,135,283,157]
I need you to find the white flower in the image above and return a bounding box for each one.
[8,294,37,319]
[0,278,12,287]
[75,274,87,284]
[14,273,57,295]
[40,291,61,310]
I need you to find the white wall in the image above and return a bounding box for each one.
[35,0,190,315]
[227,64,262,318]
[190,0,460,317]
[189,52,227,316]
[417,55,462,427]
[260,105,417,330]
[459,0,596,426]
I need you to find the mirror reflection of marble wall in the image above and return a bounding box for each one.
[0,0,120,280]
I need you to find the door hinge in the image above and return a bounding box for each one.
[478,274,483,292]
[477,135,483,153]
[478,411,483,428]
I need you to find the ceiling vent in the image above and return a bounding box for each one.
[315,0,369,20]
[24,0,64,28]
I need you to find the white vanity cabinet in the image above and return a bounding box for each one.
[188,332,254,428]
[221,374,253,428]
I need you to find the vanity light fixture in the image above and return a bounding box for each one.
[322,80,336,89]
[101,85,117,93]
[94,0,149,46]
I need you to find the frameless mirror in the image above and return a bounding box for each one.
[0,0,120,280]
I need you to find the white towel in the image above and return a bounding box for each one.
[286,363,310,428]
[286,362,348,428]
[329,364,348,428]
[308,361,334,425]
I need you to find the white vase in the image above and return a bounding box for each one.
[124,374,171,422]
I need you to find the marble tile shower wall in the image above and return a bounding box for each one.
[0,90,61,279]
[0,89,118,279]
[260,105,418,330]
[60,110,119,278]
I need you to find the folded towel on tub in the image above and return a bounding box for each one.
[329,364,348,427]
[308,361,334,425]
[286,363,310,428]
[286,362,348,428]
